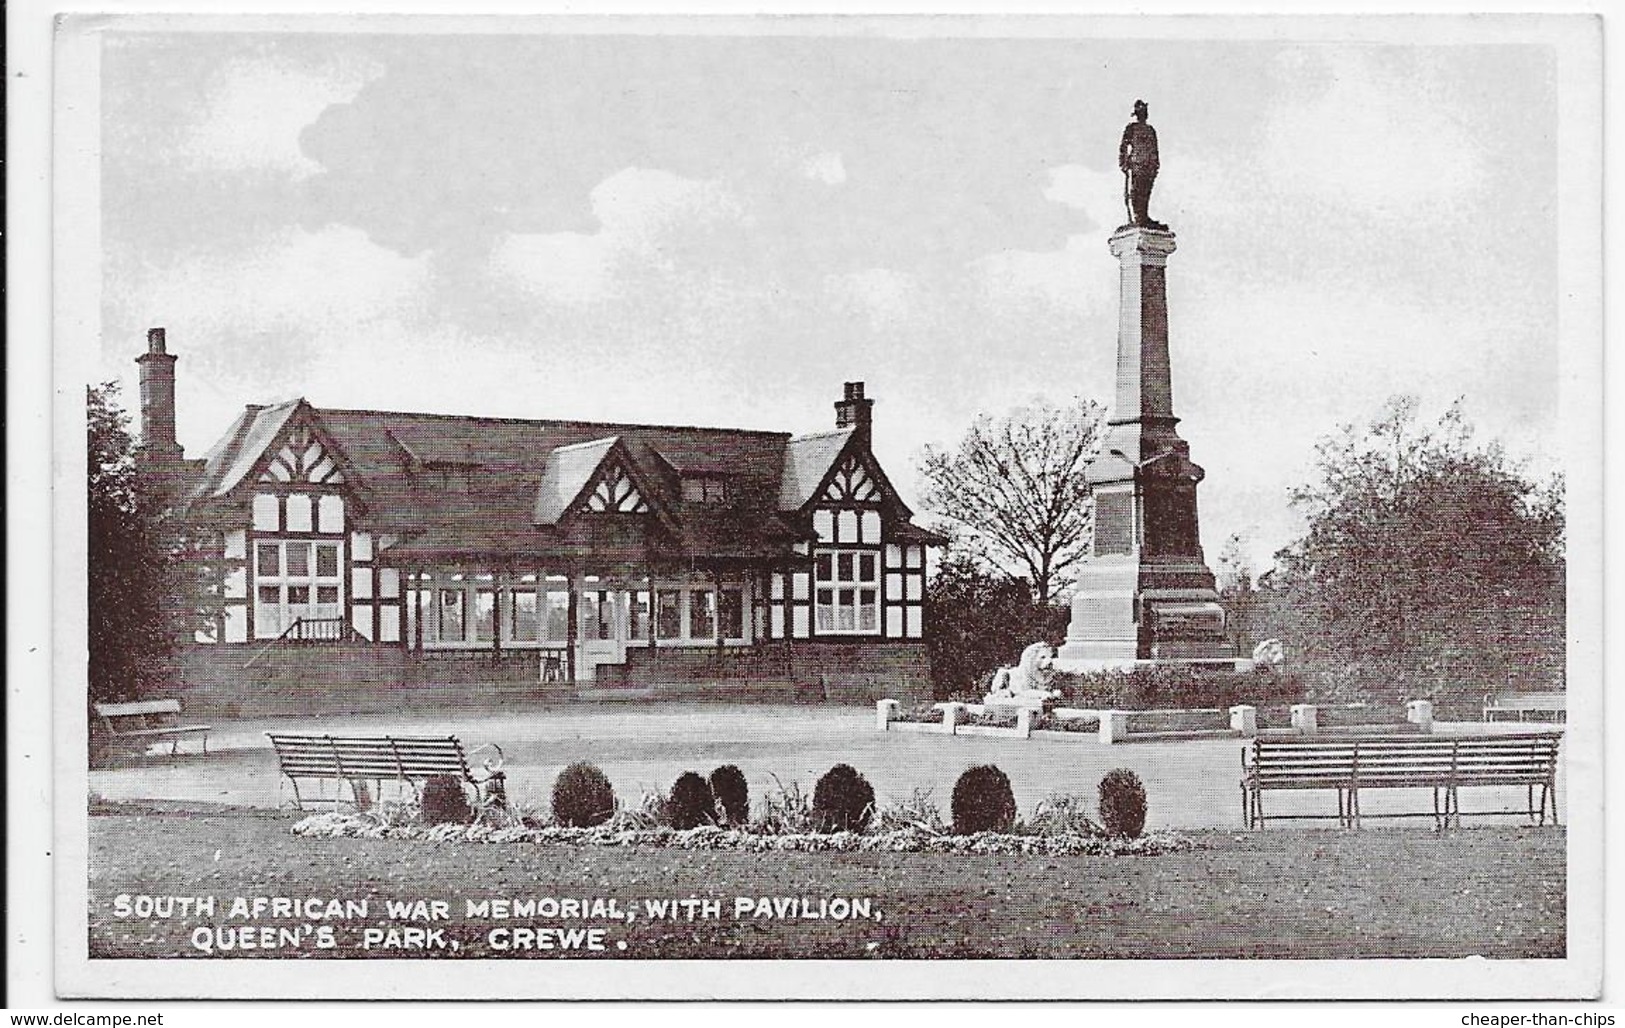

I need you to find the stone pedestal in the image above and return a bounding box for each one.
[1406,699,1434,732]
[875,699,899,731]
[1058,226,1234,664]
[1290,704,1318,736]
[1098,710,1131,744]
[1229,704,1258,737]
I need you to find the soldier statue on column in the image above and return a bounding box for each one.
[1119,99,1167,230]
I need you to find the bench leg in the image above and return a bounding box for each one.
[1432,787,1441,831]
[290,778,304,812]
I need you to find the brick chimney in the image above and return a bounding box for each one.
[135,327,184,467]
[834,381,873,432]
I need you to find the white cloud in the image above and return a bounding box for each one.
[830,268,916,328]
[132,225,430,336]
[800,151,848,186]
[177,54,383,179]
[970,234,1115,313]
[1257,50,1485,215]
[1043,164,1122,229]
[490,167,740,303]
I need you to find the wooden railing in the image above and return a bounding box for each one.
[242,617,362,669]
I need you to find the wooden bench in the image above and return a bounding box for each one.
[1241,733,1561,829]
[1484,692,1566,723]
[267,733,496,811]
[93,700,211,756]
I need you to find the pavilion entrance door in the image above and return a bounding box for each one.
[577,588,629,682]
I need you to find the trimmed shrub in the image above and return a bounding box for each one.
[709,765,750,826]
[551,762,616,828]
[420,775,471,825]
[1098,768,1148,839]
[1049,665,1306,711]
[668,772,716,830]
[950,764,1017,835]
[811,763,875,833]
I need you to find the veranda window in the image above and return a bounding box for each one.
[689,589,717,641]
[656,590,683,640]
[719,588,744,640]
[438,590,465,643]
[510,591,539,642]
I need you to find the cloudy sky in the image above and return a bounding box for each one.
[91,22,1568,573]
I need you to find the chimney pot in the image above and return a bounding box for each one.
[147,327,167,354]
[834,381,874,431]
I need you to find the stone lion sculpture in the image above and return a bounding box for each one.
[1251,638,1286,668]
[988,642,1059,701]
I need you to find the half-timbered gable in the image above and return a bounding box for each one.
[764,420,934,645]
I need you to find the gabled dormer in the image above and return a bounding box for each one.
[534,436,671,529]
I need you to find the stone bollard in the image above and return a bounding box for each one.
[1406,699,1434,733]
[941,702,967,735]
[1098,710,1130,745]
[1016,707,1036,739]
[875,699,899,732]
[1229,704,1258,737]
[1290,703,1318,736]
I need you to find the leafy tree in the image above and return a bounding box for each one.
[87,383,216,704]
[1215,532,1261,655]
[1270,397,1564,711]
[924,541,1069,698]
[918,398,1105,605]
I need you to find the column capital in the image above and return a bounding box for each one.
[1109,226,1177,265]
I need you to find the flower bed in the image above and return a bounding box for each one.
[1126,708,1228,734]
[891,704,944,724]
[291,813,1200,856]
[964,709,1018,729]
[1033,711,1099,733]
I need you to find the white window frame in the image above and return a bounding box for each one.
[253,539,344,639]
[814,548,881,636]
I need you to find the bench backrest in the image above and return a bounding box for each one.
[96,699,182,719]
[1248,733,1560,785]
[266,733,471,782]
[95,700,183,732]
[1485,692,1566,709]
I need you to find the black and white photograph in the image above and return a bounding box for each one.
[15,8,1608,1008]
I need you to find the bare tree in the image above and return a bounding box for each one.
[918,398,1105,606]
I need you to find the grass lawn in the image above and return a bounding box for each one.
[89,803,1565,960]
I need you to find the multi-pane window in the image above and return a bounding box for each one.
[719,588,744,640]
[688,589,717,640]
[681,477,729,503]
[510,591,540,642]
[474,589,497,642]
[816,551,880,634]
[656,590,683,640]
[629,591,651,640]
[253,540,343,638]
[438,590,465,643]
[543,587,570,642]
